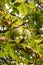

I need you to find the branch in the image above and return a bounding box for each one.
[2,17,17,27]
[26,46,40,59]
[28,61,34,64]
[17,45,40,59]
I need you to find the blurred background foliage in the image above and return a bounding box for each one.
[0,0,43,65]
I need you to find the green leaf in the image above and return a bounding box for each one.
[18,3,27,16]
[8,48,20,62]
[16,0,26,3]
[0,52,7,57]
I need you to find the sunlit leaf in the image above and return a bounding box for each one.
[18,3,27,16]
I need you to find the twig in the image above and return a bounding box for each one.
[0,58,10,65]
[0,37,9,41]
[17,45,40,59]
[28,61,34,64]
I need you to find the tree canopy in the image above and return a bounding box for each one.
[0,0,43,65]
